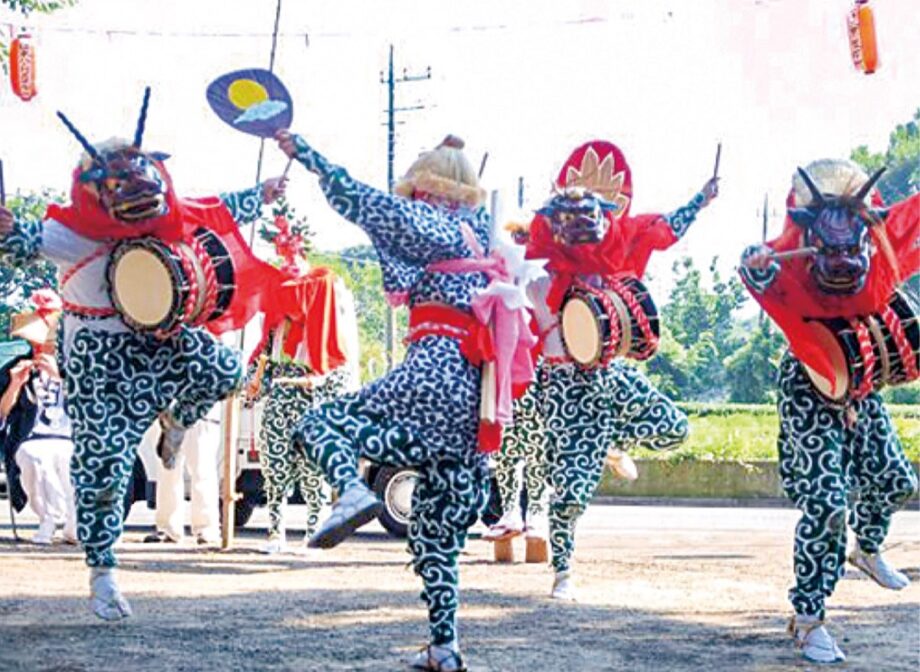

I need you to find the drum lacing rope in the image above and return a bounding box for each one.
[880,304,919,383]
[152,242,200,340]
[189,234,220,326]
[60,243,118,318]
[849,318,876,400]
[607,276,659,360]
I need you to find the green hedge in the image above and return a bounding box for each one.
[633,404,920,463]
[677,402,920,419]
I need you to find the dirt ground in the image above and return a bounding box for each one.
[0,503,916,672]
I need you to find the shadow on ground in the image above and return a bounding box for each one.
[0,580,916,671]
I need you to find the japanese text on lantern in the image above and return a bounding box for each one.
[11,33,37,101]
[847,2,878,75]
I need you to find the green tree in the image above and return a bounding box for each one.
[0,190,62,340]
[850,108,920,202]
[0,1,78,72]
[655,256,748,400]
[724,319,786,403]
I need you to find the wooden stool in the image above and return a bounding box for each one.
[525,537,548,564]
[493,538,515,563]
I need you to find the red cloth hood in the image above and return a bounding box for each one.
[525,139,676,312]
[526,212,674,312]
[258,266,347,375]
[46,160,187,241]
[46,160,282,336]
[743,191,920,391]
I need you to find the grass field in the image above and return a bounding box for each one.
[632,404,920,463]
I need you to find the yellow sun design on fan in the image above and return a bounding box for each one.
[227,79,269,110]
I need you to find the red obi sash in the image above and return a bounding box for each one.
[407,302,503,453]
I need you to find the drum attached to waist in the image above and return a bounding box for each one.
[559,277,660,369]
[802,289,920,402]
[107,227,236,334]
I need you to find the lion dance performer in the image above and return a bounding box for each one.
[247,215,356,553]
[0,89,285,621]
[277,129,538,671]
[525,141,718,600]
[739,159,919,664]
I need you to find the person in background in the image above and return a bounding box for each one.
[246,212,358,554]
[140,415,222,546]
[0,290,76,545]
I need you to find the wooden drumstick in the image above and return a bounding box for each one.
[712,142,722,181]
[772,246,818,262]
[281,156,294,181]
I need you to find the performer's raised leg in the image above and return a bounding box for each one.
[847,394,917,589]
[610,364,689,452]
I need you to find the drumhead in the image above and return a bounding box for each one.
[802,322,850,401]
[561,296,603,365]
[111,248,176,327]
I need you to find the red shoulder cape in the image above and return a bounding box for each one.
[742,192,920,392]
[525,211,675,312]
[46,163,281,335]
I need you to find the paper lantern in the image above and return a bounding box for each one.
[10,33,37,101]
[847,1,878,74]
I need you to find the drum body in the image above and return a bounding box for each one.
[560,277,660,369]
[802,289,920,402]
[107,228,236,334]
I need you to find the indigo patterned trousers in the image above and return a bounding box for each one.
[64,327,242,567]
[777,353,918,618]
[293,395,488,645]
[541,361,689,573]
[259,364,348,538]
[493,369,550,521]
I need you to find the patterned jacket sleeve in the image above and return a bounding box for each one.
[289,134,468,264]
[0,218,43,267]
[219,184,265,226]
[738,244,780,294]
[663,191,707,240]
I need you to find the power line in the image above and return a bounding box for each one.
[0,12,651,41]
[380,44,430,371]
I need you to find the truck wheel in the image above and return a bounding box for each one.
[372,466,418,539]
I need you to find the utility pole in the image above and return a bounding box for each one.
[758,192,769,325]
[380,44,431,371]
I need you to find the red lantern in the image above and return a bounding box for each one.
[10,32,38,101]
[847,1,879,74]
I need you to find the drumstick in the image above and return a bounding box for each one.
[0,159,6,206]
[712,142,722,181]
[772,246,817,261]
[281,156,294,181]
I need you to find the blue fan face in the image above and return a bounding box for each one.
[207,69,293,138]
